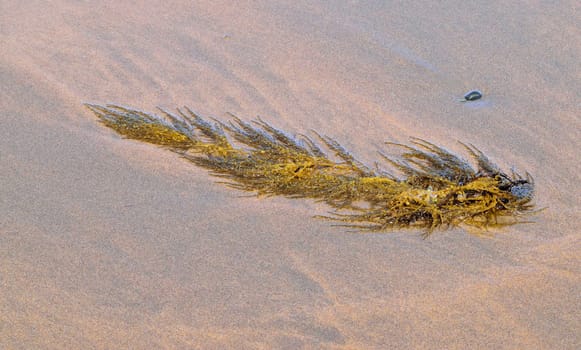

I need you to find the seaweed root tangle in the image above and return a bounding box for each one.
[87,104,535,236]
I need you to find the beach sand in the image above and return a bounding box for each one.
[1,1,579,348]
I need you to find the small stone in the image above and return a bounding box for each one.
[462,90,482,102]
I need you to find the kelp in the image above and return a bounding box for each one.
[87,104,535,236]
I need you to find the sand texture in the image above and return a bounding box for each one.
[1,1,580,349]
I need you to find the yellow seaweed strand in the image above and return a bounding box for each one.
[87,104,535,235]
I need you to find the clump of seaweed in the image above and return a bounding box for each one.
[87,104,535,236]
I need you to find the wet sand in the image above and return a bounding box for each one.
[1,1,580,348]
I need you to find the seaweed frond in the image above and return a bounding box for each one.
[87,104,536,235]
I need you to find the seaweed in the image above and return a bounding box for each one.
[87,104,536,236]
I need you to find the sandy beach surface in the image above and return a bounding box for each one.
[1,1,580,348]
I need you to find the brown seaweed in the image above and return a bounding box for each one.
[87,104,535,236]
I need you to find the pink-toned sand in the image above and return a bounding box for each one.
[1,1,579,348]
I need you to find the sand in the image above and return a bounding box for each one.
[1,1,579,348]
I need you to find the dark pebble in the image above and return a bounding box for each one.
[463,90,482,101]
